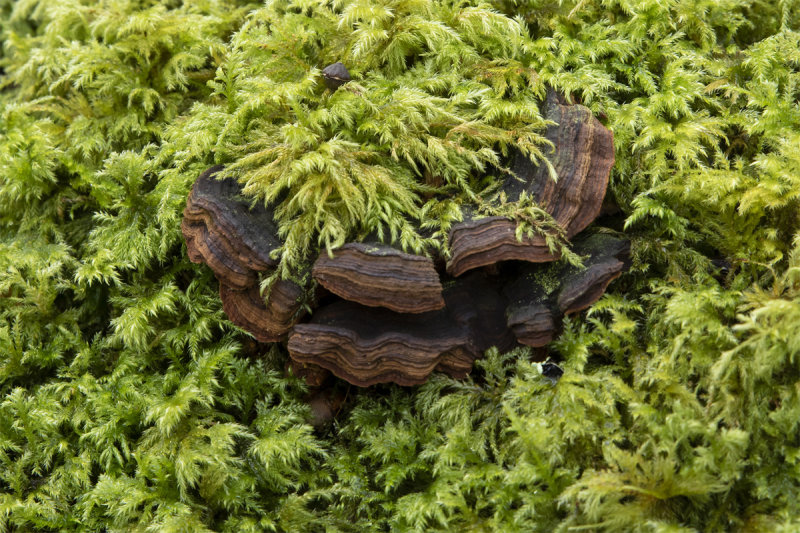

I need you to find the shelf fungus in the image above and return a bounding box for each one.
[503,234,630,348]
[312,242,444,313]
[182,92,627,388]
[446,90,615,277]
[287,273,513,387]
[556,234,630,315]
[219,281,305,343]
[182,165,280,286]
[182,166,303,340]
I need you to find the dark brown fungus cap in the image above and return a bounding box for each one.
[503,234,629,348]
[182,166,307,341]
[446,90,615,276]
[506,304,555,348]
[182,88,626,388]
[288,273,514,387]
[183,216,259,289]
[322,62,351,91]
[556,234,630,315]
[312,242,445,313]
[288,301,472,387]
[447,215,558,278]
[182,166,281,288]
[219,280,305,343]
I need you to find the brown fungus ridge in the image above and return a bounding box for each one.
[287,273,514,387]
[288,236,628,386]
[182,166,306,341]
[446,90,615,277]
[288,302,473,387]
[312,242,445,313]
[182,165,282,287]
[183,217,259,289]
[181,89,626,387]
[220,281,305,343]
[503,233,630,348]
[505,304,555,348]
[447,216,558,278]
[556,235,630,315]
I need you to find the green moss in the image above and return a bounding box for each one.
[187,0,554,275]
[528,264,562,297]
[2,0,800,531]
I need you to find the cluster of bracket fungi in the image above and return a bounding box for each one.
[181,90,629,388]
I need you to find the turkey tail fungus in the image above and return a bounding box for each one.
[312,242,445,314]
[446,90,615,277]
[288,272,514,386]
[182,166,304,340]
[181,93,626,387]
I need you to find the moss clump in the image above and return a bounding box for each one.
[2,0,800,531]
[527,263,562,298]
[180,0,557,275]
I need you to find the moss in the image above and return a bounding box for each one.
[527,264,562,297]
[1,0,800,531]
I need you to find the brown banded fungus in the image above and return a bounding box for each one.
[182,166,303,340]
[503,234,630,348]
[446,90,615,277]
[287,273,513,387]
[182,93,627,388]
[219,281,305,343]
[311,242,445,313]
[556,234,630,315]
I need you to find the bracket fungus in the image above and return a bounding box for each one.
[288,273,513,386]
[182,166,304,340]
[312,242,445,313]
[182,93,628,388]
[446,91,615,277]
[503,233,630,348]
[219,281,305,343]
